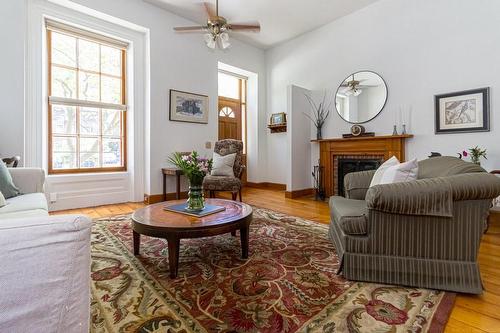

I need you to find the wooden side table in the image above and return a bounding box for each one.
[162,168,184,201]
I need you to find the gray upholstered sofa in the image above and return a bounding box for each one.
[329,156,500,294]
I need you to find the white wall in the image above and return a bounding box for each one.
[72,0,267,196]
[286,85,312,191]
[267,0,500,178]
[0,1,26,160]
[0,0,266,208]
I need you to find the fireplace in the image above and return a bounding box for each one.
[337,157,382,196]
[316,135,412,197]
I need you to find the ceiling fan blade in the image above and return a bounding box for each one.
[203,2,216,19]
[227,23,261,31]
[174,26,207,32]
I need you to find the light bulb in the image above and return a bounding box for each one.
[219,32,231,49]
[204,33,216,49]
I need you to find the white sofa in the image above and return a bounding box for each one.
[0,168,92,333]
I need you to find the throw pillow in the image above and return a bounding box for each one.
[211,152,236,177]
[0,191,6,208]
[371,157,419,187]
[370,156,400,187]
[0,161,19,198]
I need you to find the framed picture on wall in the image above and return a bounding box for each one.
[435,87,490,134]
[169,89,209,124]
[270,112,287,125]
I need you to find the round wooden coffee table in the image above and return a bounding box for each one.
[131,199,253,278]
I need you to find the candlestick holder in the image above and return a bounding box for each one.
[392,125,398,135]
[401,124,407,135]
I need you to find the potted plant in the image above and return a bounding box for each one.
[169,151,212,211]
[304,91,332,140]
[459,146,487,165]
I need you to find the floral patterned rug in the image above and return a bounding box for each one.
[90,207,455,333]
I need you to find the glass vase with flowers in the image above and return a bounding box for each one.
[169,152,212,211]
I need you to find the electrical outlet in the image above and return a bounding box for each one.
[50,192,57,203]
[205,141,212,149]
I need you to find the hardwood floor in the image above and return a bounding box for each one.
[52,187,500,333]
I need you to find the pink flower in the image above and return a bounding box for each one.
[462,150,468,157]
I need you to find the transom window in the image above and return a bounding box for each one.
[219,106,235,118]
[47,21,127,174]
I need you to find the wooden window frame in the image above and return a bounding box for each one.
[47,28,127,175]
[239,78,248,155]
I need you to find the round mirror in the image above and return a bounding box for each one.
[335,71,388,123]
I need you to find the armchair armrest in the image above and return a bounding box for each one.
[8,168,45,194]
[236,165,246,179]
[344,170,376,199]
[366,178,454,217]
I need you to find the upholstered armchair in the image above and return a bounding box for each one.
[203,139,245,201]
[329,156,500,294]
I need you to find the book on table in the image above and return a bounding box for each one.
[164,203,226,217]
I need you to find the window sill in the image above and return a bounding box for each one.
[47,171,129,180]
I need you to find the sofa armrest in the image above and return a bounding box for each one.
[366,177,454,217]
[447,173,500,201]
[0,215,91,332]
[344,170,376,199]
[8,168,45,194]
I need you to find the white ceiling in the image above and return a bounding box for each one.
[145,0,379,49]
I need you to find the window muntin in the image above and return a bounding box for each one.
[219,106,235,118]
[47,25,127,174]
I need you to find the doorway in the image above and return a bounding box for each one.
[218,71,247,184]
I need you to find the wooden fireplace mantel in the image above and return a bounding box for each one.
[315,134,413,197]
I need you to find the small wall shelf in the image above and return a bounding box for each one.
[268,124,287,133]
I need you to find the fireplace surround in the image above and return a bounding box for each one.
[315,134,413,197]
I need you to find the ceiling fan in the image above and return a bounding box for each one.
[173,0,261,50]
[340,74,368,96]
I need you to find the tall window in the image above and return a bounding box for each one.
[47,21,127,174]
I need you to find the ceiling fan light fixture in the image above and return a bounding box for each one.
[174,0,260,50]
[204,33,216,49]
[353,88,362,96]
[218,32,231,49]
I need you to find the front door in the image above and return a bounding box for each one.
[218,97,246,183]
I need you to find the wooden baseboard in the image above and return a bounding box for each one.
[285,188,315,199]
[489,209,500,225]
[246,182,286,191]
[144,192,188,204]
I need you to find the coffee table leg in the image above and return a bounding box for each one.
[133,230,140,255]
[240,226,249,259]
[167,237,180,278]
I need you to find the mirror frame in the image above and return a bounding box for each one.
[335,70,388,124]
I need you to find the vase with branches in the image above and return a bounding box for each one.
[304,91,332,140]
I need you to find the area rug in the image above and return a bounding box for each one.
[90,207,455,333]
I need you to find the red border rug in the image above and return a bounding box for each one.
[90,207,455,332]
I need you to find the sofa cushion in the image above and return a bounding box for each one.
[418,156,485,179]
[0,193,48,218]
[203,175,241,191]
[0,161,20,198]
[329,196,368,235]
[211,152,236,177]
[371,158,418,187]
